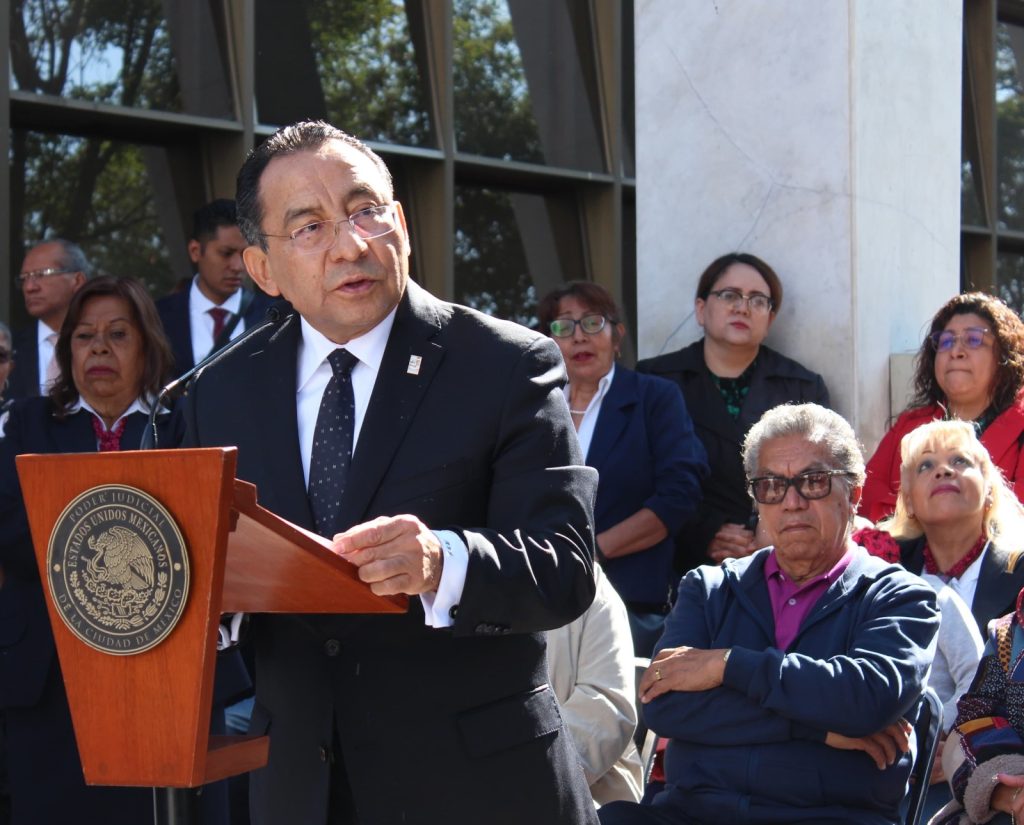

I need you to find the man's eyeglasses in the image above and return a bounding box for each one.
[549,315,608,338]
[748,469,853,505]
[708,288,773,313]
[928,327,991,352]
[18,267,75,286]
[262,204,397,254]
[0,349,10,364]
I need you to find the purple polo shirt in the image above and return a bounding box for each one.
[764,547,854,650]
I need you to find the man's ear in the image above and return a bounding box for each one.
[187,239,202,265]
[850,484,863,510]
[393,201,411,258]
[243,246,281,297]
[694,298,706,328]
[71,271,87,293]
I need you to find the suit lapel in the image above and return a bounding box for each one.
[585,369,635,469]
[335,283,445,531]
[972,544,1024,638]
[247,313,313,529]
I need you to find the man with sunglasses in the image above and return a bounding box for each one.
[6,239,90,400]
[181,121,599,825]
[600,403,939,825]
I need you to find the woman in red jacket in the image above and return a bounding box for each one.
[862,292,1024,522]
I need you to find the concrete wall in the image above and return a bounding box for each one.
[635,0,962,452]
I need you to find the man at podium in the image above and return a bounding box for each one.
[181,120,600,825]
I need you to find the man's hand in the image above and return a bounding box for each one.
[708,523,756,563]
[824,720,912,770]
[639,646,727,702]
[332,515,443,596]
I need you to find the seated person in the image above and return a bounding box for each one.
[935,585,1024,825]
[599,403,940,825]
[547,564,644,806]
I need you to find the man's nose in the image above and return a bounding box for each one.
[327,221,368,261]
[781,482,807,509]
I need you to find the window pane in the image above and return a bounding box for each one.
[10,0,232,117]
[454,0,604,171]
[454,186,584,325]
[12,131,176,296]
[254,0,432,146]
[996,249,1024,315]
[996,21,1024,231]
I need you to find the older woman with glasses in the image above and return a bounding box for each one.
[863,292,1024,523]
[637,252,830,574]
[538,282,708,656]
[0,276,247,825]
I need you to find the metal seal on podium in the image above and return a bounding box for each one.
[47,484,190,655]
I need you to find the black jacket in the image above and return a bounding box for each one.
[637,339,829,572]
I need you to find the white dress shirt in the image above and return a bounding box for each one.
[295,310,467,627]
[188,277,244,366]
[563,363,615,460]
[36,320,59,395]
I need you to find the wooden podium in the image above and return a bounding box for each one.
[16,447,405,820]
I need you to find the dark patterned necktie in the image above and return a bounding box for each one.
[308,349,359,538]
[209,307,230,340]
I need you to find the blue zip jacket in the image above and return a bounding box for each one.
[644,546,939,824]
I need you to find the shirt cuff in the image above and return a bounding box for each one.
[420,530,468,628]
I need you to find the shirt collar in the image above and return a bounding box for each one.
[190,276,243,315]
[765,544,854,588]
[69,395,151,431]
[562,362,616,407]
[296,306,397,393]
[37,319,58,342]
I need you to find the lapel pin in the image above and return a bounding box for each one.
[407,355,422,375]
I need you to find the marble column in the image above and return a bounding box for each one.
[635,0,962,451]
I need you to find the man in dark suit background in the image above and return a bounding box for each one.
[181,121,599,825]
[6,239,90,400]
[156,198,272,374]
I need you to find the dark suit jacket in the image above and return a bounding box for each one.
[5,322,41,400]
[588,367,707,604]
[898,536,1024,640]
[182,281,600,825]
[637,340,830,572]
[0,399,183,824]
[156,286,274,375]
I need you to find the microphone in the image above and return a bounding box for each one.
[139,304,286,449]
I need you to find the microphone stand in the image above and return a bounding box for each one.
[139,304,284,450]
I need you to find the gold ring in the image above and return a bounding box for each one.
[655,668,662,681]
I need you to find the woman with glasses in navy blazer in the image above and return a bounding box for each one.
[539,282,708,656]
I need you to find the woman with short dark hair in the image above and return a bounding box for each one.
[637,252,830,574]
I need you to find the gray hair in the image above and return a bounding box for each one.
[43,238,93,279]
[742,403,866,488]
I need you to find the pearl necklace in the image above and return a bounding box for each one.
[569,408,587,415]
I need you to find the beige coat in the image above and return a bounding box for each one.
[546,566,644,806]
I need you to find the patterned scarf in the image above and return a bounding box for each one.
[922,533,988,579]
[91,416,127,452]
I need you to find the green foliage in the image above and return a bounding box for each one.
[307,0,432,145]
[452,0,542,162]
[10,0,178,296]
